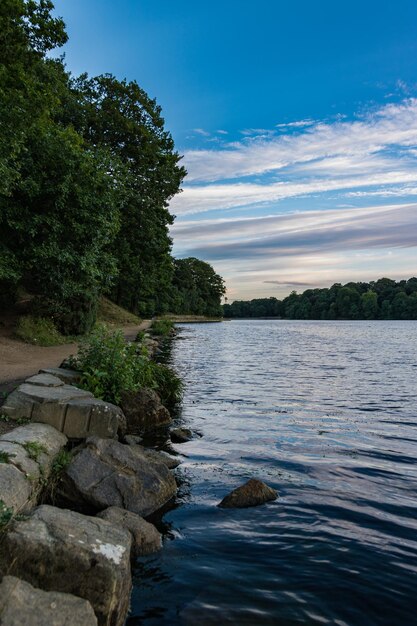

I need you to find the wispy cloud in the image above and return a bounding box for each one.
[172,203,417,261]
[172,100,417,209]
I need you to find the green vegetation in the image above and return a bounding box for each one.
[0,1,224,333]
[151,319,174,336]
[0,414,30,426]
[51,449,72,475]
[0,500,14,529]
[168,258,226,317]
[223,277,417,320]
[97,298,142,327]
[0,451,14,463]
[15,316,68,346]
[23,441,48,461]
[76,324,183,406]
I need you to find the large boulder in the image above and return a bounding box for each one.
[97,507,162,557]
[1,380,123,440]
[120,388,171,433]
[0,505,132,626]
[59,437,177,517]
[0,576,97,626]
[0,423,67,513]
[218,479,278,508]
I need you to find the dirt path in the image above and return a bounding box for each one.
[0,321,151,385]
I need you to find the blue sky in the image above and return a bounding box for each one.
[52,0,417,300]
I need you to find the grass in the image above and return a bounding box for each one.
[22,441,48,461]
[0,451,14,463]
[0,414,30,426]
[97,297,142,326]
[15,316,68,347]
[150,318,174,336]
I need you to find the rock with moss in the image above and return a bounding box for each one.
[0,576,97,626]
[59,437,177,517]
[97,507,162,557]
[0,505,132,626]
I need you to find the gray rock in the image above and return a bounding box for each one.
[97,507,162,557]
[0,464,32,513]
[24,374,64,388]
[0,576,97,626]
[124,434,143,446]
[0,423,67,513]
[1,383,123,440]
[120,388,171,433]
[139,447,181,469]
[218,479,278,508]
[170,428,193,443]
[0,505,131,626]
[59,437,177,517]
[39,367,82,385]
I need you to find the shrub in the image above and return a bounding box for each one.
[76,324,183,406]
[15,316,66,346]
[150,319,174,337]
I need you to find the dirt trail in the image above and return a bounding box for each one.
[0,321,151,385]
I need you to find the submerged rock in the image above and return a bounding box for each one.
[0,576,97,626]
[170,427,193,443]
[59,437,177,517]
[0,505,131,626]
[97,507,162,557]
[218,479,278,508]
[120,388,171,433]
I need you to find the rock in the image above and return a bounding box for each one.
[123,434,143,446]
[0,505,131,626]
[97,507,162,557]
[0,464,32,513]
[140,447,181,469]
[0,423,67,513]
[39,367,82,386]
[25,374,64,387]
[59,437,177,517]
[120,388,171,433]
[1,382,123,440]
[218,479,278,508]
[0,422,67,480]
[170,428,193,443]
[0,576,97,626]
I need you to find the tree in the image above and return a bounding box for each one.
[67,74,186,316]
[170,258,225,316]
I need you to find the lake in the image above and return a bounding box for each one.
[128,320,417,626]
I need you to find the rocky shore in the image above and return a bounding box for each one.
[0,329,181,626]
[0,325,277,625]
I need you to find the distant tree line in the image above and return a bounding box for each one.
[223,278,417,320]
[0,1,224,332]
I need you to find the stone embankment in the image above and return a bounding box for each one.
[0,330,181,626]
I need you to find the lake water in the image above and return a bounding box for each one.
[128,320,417,626]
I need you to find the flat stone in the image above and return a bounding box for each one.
[0,505,132,626]
[24,374,64,388]
[59,437,177,517]
[1,384,122,440]
[218,479,278,509]
[39,368,82,385]
[0,441,40,478]
[0,576,97,626]
[124,435,143,446]
[97,507,162,557]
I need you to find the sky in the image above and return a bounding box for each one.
[52,0,417,300]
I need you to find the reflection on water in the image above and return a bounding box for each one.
[127,320,417,626]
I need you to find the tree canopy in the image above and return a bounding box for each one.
[0,1,224,329]
[223,278,417,320]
